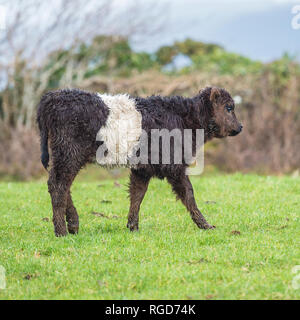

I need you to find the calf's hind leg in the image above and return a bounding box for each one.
[127,170,151,231]
[48,168,69,237]
[48,156,82,236]
[66,190,79,234]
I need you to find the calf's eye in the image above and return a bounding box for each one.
[226,105,233,112]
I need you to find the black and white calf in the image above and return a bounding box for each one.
[37,87,242,236]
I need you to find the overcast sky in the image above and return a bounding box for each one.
[132,0,300,62]
[1,0,299,62]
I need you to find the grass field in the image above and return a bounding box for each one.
[0,173,299,300]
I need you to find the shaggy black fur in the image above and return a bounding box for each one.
[37,87,242,236]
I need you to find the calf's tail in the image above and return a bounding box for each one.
[40,128,49,170]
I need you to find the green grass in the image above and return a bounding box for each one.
[0,174,299,300]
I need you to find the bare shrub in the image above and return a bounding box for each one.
[0,126,43,180]
[1,69,299,179]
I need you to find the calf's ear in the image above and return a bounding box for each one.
[210,87,220,103]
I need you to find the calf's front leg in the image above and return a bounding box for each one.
[167,174,215,230]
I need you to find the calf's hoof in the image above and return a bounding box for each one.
[68,225,79,234]
[202,224,216,230]
[127,222,139,232]
[55,230,68,237]
[53,221,67,237]
[196,222,216,230]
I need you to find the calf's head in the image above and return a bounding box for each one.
[209,87,243,138]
